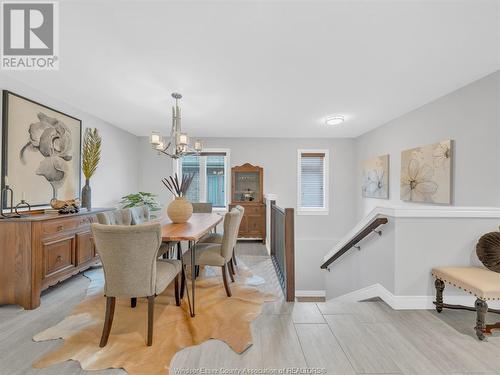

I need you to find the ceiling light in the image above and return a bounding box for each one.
[325,115,345,126]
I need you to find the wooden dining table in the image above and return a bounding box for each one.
[159,213,223,317]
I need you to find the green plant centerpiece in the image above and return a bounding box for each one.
[81,128,102,210]
[120,192,161,218]
[162,173,195,223]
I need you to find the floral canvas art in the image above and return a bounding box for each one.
[400,139,453,204]
[362,154,389,199]
[1,91,82,207]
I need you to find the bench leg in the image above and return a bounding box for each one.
[475,298,488,341]
[434,279,445,313]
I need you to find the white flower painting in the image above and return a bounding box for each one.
[362,154,389,199]
[400,139,453,204]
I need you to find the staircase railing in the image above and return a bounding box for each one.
[270,200,295,301]
[320,217,388,270]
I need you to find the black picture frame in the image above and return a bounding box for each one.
[1,90,82,209]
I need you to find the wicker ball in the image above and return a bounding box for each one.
[476,231,500,272]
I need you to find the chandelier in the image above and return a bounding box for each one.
[149,93,202,159]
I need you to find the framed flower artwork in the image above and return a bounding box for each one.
[1,91,82,208]
[400,139,453,204]
[362,154,389,199]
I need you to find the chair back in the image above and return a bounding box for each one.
[96,209,132,225]
[234,205,245,228]
[220,209,241,261]
[91,223,162,297]
[192,203,213,213]
[130,205,151,225]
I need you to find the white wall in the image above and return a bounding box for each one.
[0,74,139,208]
[355,71,500,219]
[137,137,357,292]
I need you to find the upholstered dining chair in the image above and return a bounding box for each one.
[191,202,213,213]
[91,223,182,347]
[96,209,132,225]
[182,209,240,297]
[130,205,151,225]
[198,205,244,275]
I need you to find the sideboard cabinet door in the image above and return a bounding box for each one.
[76,231,95,265]
[43,236,77,281]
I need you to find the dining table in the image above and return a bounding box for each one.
[160,212,223,317]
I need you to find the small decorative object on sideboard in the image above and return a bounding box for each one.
[14,194,32,216]
[81,128,102,211]
[0,176,21,219]
[162,173,195,223]
[50,198,81,214]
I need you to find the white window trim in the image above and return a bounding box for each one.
[173,148,231,210]
[297,149,329,216]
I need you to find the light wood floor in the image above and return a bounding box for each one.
[2,242,500,374]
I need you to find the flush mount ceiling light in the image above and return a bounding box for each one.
[325,115,345,126]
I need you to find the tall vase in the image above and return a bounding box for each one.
[82,178,92,211]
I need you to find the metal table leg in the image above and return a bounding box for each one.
[190,240,196,317]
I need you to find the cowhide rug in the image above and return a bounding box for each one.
[33,264,275,375]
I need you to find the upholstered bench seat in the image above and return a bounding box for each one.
[432,266,500,341]
[432,266,500,301]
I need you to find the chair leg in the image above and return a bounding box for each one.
[99,296,116,347]
[130,297,137,308]
[475,298,488,341]
[174,274,180,306]
[195,265,200,278]
[147,296,155,346]
[222,264,232,297]
[230,256,236,275]
[228,261,235,282]
[232,253,238,266]
[434,279,444,313]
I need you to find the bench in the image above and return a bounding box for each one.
[432,267,500,340]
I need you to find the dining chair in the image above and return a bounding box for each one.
[130,205,151,225]
[96,209,132,225]
[198,205,244,274]
[191,202,213,213]
[91,223,182,347]
[182,209,240,297]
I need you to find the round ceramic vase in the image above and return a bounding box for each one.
[167,197,193,223]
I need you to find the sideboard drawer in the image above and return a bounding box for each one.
[43,236,76,278]
[41,216,95,236]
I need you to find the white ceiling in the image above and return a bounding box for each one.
[5,0,500,138]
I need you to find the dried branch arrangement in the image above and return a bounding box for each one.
[162,173,195,198]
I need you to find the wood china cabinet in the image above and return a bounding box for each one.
[229,163,266,243]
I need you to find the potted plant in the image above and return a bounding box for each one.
[81,128,102,210]
[120,192,161,218]
[162,173,195,223]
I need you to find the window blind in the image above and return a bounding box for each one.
[300,152,325,208]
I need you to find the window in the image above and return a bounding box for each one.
[297,149,329,215]
[178,150,230,209]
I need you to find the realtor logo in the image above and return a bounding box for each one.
[1,1,59,70]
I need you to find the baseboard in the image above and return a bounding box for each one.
[295,290,326,298]
[330,283,500,310]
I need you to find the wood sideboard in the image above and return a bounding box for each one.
[0,208,111,310]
